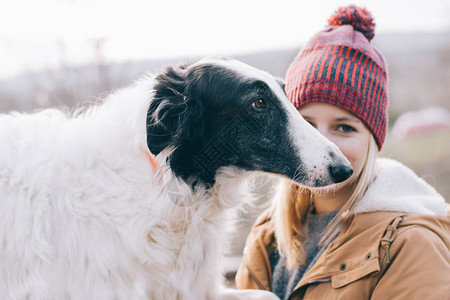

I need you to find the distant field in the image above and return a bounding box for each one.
[382,130,450,201]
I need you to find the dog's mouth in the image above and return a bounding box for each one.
[233,158,300,184]
[230,156,353,189]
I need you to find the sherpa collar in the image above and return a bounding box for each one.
[354,158,446,215]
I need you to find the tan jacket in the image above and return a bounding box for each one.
[236,159,450,299]
[236,211,450,299]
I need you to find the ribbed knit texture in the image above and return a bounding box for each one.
[270,208,339,300]
[285,6,389,149]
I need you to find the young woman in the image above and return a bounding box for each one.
[236,6,450,300]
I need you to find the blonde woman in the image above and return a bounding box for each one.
[236,6,450,300]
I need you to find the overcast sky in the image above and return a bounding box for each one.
[1,0,449,79]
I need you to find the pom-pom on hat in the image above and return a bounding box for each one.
[285,5,389,149]
[328,6,375,41]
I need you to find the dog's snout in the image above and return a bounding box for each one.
[328,164,353,183]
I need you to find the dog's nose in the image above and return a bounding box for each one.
[329,164,353,183]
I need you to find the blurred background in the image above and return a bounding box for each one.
[1,0,449,285]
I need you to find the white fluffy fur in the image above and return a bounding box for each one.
[354,158,446,215]
[0,78,278,300]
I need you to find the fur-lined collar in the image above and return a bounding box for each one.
[354,158,446,215]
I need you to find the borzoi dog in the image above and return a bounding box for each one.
[0,57,352,299]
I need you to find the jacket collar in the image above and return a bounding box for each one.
[291,212,400,292]
[354,158,446,215]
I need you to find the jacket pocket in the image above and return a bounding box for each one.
[331,259,380,289]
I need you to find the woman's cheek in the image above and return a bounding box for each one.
[345,136,369,175]
[335,139,362,171]
[334,139,356,160]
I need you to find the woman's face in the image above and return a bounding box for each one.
[298,102,371,188]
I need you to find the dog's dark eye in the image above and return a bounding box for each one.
[252,99,266,109]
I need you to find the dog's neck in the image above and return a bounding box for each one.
[140,148,256,298]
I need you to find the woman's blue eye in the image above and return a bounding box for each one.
[339,125,356,133]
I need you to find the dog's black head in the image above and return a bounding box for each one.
[147,57,352,189]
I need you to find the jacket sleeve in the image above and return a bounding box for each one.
[235,211,274,291]
[371,225,450,300]
[235,254,262,290]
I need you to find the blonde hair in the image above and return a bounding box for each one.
[271,135,378,270]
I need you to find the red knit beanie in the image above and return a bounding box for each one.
[285,5,389,150]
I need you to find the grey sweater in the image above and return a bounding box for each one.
[269,208,339,300]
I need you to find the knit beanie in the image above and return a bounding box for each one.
[285,5,389,149]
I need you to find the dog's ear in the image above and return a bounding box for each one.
[146,65,204,156]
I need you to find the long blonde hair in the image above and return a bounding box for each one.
[271,135,378,270]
